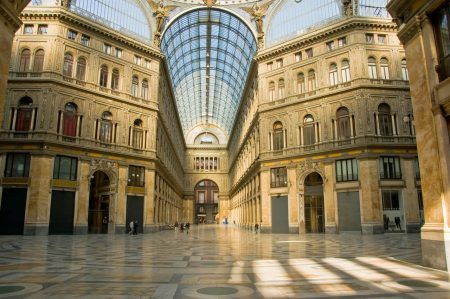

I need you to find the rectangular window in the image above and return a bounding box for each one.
[326,41,335,51]
[24,24,34,34]
[295,52,302,62]
[338,36,347,47]
[336,159,358,182]
[144,59,151,69]
[103,43,112,54]
[270,167,287,188]
[379,156,402,179]
[365,33,374,43]
[276,59,283,68]
[377,34,386,44]
[432,2,450,81]
[382,190,400,210]
[53,155,77,181]
[213,192,218,204]
[198,191,205,204]
[134,55,142,65]
[115,48,122,58]
[5,153,30,177]
[128,165,145,187]
[267,62,273,71]
[81,34,90,46]
[305,48,313,58]
[37,24,48,35]
[67,29,77,40]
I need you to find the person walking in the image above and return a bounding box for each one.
[129,220,134,235]
[174,221,179,232]
[133,220,138,235]
[255,223,259,233]
[186,222,190,234]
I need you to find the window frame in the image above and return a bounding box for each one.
[128,165,145,187]
[379,156,402,180]
[5,153,30,178]
[53,155,78,181]
[335,158,358,182]
[270,167,288,188]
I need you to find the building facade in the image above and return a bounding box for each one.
[0,0,423,239]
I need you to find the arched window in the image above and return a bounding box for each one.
[99,65,108,87]
[336,107,351,140]
[141,79,149,99]
[329,63,338,86]
[15,97,34,132]
[297,72,305,94]
[278,79,285,99]
[303,114,316,146]
[380,58,390,79]
[63,102,78,137]
[401,59,409,81]
[341,60,351,83]
[269,81,275,101]
[132,119,143,149]
[308,70,316,91]
[368,57,377,79]
[99,111,112,142]
[273,121,284,150]
[378,103,393,136]
[32,49,44,72]
[76,57,86,81]
[63,53,74,77]
[19,49,31,73]
[111,68,120,90]
[131,75,139,97]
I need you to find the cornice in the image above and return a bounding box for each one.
[0,3,23,29]
[20,8,164,60]
[256,18,397,62]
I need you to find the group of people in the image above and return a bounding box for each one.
[384,215,402,231]
[174,221,190,233]
[129,220,139,235]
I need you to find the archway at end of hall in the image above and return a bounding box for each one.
[304,172,325,233]
[88,170,111,234]
[194,180,219,224]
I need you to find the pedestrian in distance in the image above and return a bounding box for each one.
[129,220,134,235]
[186,222,190,234]
[174,221,179,232]
[133,220,138,235]
[255,223,259,233]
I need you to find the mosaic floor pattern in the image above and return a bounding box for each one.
[0,225,449,298]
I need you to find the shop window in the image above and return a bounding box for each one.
[53,155,77,181]
[382,190,400,210]
[380,156,402,179]
[5,153,30,178]
[336,158,358,182]
[128,165,145,187]
[270,167,287,188]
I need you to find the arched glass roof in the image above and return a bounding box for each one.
[161,8,257,137]
[31,0,152,43]
[266,0,342,47]
[358,0,390,18]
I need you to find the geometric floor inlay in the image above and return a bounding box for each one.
[0,225,449,298]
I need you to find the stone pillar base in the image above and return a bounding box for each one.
[289,226,299,234]
[24,225,48,235]
[115,225,126,234]
[325,224,337,234]
[421,224,449,271]
[361,223,384,234]
[73,225,88,234]
[406,223,421,233]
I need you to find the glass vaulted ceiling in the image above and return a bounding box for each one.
[161,8,257,137]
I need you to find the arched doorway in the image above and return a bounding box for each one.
[88,171,111,233]
[194,180,219,224]
[304,172,324,233]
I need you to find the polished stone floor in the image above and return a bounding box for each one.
[0,225,449,298]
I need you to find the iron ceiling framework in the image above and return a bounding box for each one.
[161,8,257,137]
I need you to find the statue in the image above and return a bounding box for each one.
[342,0,353,17]
[147,0,178,47]
[241,0,274,49]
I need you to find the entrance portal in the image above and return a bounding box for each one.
[304,172,324,233]
[88,171,110,234]
[194,180,219,224]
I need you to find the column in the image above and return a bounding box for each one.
[74,159,90,234]
[391,114,397,135]
[324,162,337,233]
[24,155,53,235]
[144,168,156,232]
[359,158,383,234]
[288,166,299,233]
[334,120,338,140]
[375,113,380,135]
[114,164,127,233]
[11,108,17,130]
[300,126,303,146]
[260,169,271,232]
[403,158,421,233]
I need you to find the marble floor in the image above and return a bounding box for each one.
[0,225,449,298]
